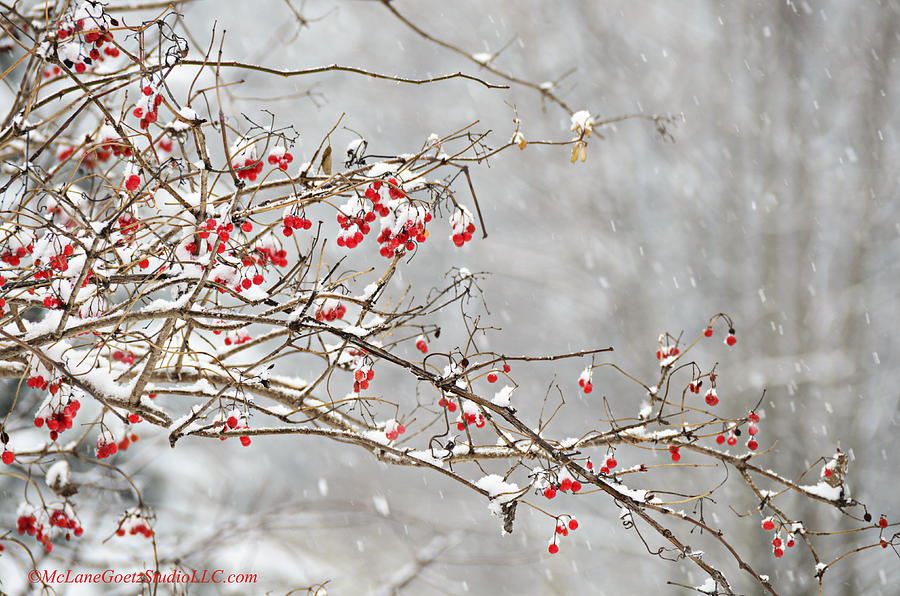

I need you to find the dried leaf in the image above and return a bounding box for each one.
[321,145,332,175]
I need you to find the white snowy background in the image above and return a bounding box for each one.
[1,1,899,594]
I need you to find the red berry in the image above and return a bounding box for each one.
[878,516,888,529]
[240,436,251,447]
[748,412,760,423]
[560,478,572,491]
[762,519,775,531]
[704,327,713,337]
[226,416,238,429]
[2,450,14,465]
[487,373,497,383]
[583,382,593,394]
[139,259,149,269]
[128,413,141,424]
[543,486,556,499]
[571,481,581,492]
[774,548,784,558]
[503,364,511,373]
[548,544,559,554]
[716,434,725,444]
[241,221,253,232]
[726,334,737,346]
[747,440,758,451]
[569,519,579,530]
[727,436,737,446]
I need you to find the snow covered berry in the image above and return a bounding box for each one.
[577,367,593,394]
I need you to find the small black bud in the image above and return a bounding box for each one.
[460,358,469,368]
[734,428,742,437]
[864,513,872,522]
[63,59,73,68]
[1,431,8,444]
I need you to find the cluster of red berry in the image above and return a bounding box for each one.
[253,243,289,268]
[705,325,738,346]
[1,243,31,266]
[315,301,347,322]
[588,455,617,475]
[267,147,294,170]
[282,213,313,236]
[548,517,580,554]
[112,349,135,365]
[656,345,679,361]
[385,419,407,441]
[96,437,119,459]
[577,367,593,394]
[760,517,795,558]
[133,85,164,130]
[231,148,264,181]
[219,413,252,446]
[56,13,119,74]
[456,411,485,431]
[374,179,432,257]
[34,244,74,279]
[34,399,80,441]
[223,328,251,346]
[124,173,141,192]
[437,396,458,412]
[17,508,80,552]
[116,514,154,538]
[415,336,428,354]
[353,367,375,393]
[49,509,84,538]
[337,211,376,248]
[116,432,140,453]
[543,476,582,500]
[117,214,140,242]
[449,207,475,247]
